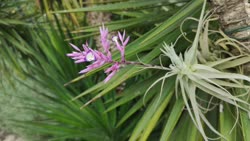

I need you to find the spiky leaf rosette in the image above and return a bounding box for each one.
[146,1,250,141]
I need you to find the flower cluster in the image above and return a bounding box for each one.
[67,25,130,82]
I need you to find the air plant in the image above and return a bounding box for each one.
[145,1,250,141]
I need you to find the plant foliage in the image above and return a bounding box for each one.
[1,0,250,141]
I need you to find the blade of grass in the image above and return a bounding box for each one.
[139,91,174,141]
[220,103,237,141]
[129,78,175,141]
[52,0,180,13]
[160,98,185,141]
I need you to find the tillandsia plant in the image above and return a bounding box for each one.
[67,24,131,83]
[145,1,250,141]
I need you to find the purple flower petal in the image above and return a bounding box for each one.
[112,36,122,51]
[82,43,90,52]
[118,32,123,42]
[75,59,86,63]
[100,24,110,54]
[66,52,78,57]
[123,36,130,46]
[104,63,120,82]
[104,71,116,83]
[69,43,81,51]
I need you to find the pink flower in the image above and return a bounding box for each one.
[100,24,112,60]
[67,43,110,74]
[79,50,110,74]
[67,24,131,82]
[67,43,96,63]
[104,62,120,83]
[112,31,130,62]
[79,60,105,74]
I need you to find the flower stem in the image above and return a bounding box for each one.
[108,60,169,70]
